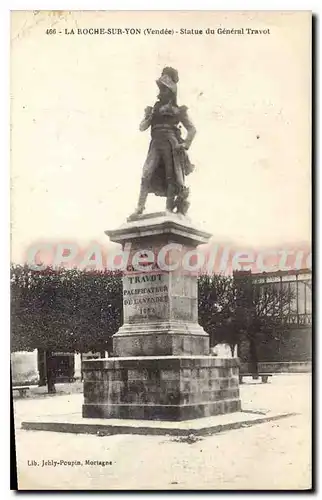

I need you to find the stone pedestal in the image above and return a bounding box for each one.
[82,212,241,421]
[108,212,211,357]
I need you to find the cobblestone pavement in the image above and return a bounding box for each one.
[13,374,311,490]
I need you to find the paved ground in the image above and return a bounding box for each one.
[13,374,312,490]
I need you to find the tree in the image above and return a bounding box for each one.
[233,270,295,375]
[11,265,123,393]
[198,272,294,371]
[198,274,238,353]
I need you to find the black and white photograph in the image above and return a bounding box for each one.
[10,10,312,490]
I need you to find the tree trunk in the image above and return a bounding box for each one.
[249,337,259,378]
[37,349,47,386]
[80,353,83,382]
[45,351,56,394]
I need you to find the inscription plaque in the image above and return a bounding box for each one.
[123,272,170,323]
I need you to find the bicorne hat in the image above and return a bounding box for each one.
[156,67,179,95]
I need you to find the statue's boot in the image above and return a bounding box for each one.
[127,182,148,221]
[166,183,176,212]
[176,186,190,216]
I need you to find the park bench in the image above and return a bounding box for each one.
[239,373,272,384]
[12,386,31,397]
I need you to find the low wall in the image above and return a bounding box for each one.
[11,350,39,385]
[240,361,311,374]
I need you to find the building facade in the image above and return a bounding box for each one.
[239,268,312,367]
[11,350,109,386]
[251,268,312,329]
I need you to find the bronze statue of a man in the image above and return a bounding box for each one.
[128,67,196,220]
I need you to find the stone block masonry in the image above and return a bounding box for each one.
[82,356,241,421]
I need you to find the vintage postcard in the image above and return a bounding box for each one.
[11,10,312,490]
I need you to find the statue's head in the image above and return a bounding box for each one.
[156,67,179,103]
[161,67,179,83]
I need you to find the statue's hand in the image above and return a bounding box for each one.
[144,106,153,118]
[175,142,189,151]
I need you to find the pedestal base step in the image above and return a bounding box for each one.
[83,399,240,421]
[21,411,297,437]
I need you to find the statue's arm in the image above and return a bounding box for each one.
[139,106,153,132]
[180,106,196,149]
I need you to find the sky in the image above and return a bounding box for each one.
[10,10,311,263]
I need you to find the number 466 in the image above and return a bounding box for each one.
[46,29,56,34]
